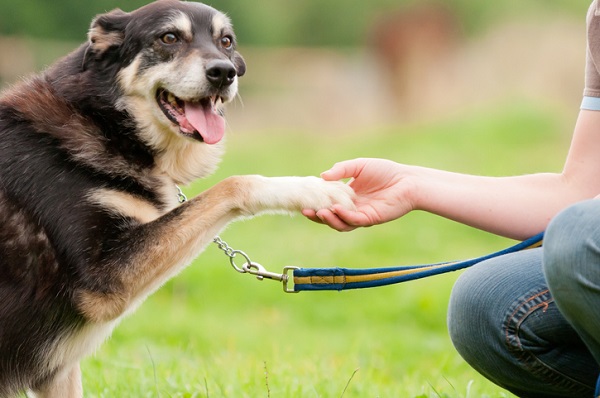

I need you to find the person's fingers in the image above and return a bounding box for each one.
[303,206,368,231]
[301,209,323,224]
[330,204,372,227]
[315,209,357,232]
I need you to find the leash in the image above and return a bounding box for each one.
[213,231,544,293]
[177,186,544,293]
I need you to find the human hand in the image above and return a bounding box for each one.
[302,158,416,231]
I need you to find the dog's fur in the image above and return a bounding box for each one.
[0,1,354,396]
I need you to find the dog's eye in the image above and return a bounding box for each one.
[161,33,178,45]
[220,36,233,50]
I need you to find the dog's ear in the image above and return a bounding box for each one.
[88,9,131,54]
[233,52,246,77]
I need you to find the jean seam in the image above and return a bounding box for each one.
[504,288,594,394]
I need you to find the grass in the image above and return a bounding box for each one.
[81,100,571,397]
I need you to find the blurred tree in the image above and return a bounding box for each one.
[0,0,149,41]
[0,0,590,46]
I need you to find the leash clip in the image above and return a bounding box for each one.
[242,263,300,294]
[212,235,300,293]
[243,262,284,282]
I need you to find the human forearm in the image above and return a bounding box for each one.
[410,110,600,239]
[410,168,585,240]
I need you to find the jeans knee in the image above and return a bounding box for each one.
[544,200,600,293]
[449,246,598,397]
[447,263,498,359]
[447,272,470,351]
[448,251,551,393]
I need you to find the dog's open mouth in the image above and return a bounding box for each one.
[156,89,225,144]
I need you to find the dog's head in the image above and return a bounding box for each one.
[87,0,245,146]
[84,0,246,183]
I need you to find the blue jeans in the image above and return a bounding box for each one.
[448,200,600,397]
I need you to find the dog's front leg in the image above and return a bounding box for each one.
[31,364,82,398]
[75,175,354,323]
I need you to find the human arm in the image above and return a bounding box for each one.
[303,110,600,240]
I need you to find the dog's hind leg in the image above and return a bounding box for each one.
[31,364,82,398]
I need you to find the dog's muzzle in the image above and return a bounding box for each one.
[156,59,238,145]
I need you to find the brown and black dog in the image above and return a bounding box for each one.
[0,1,354,396]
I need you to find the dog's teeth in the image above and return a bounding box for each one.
[167,92,177,106]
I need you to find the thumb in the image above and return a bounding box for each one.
[321,159,363,181]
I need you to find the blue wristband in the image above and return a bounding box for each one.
[581,96,600,110]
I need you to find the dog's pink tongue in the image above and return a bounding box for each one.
[184,101,225,144]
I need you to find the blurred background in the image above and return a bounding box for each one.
[0,1,594,396]
[0,0,590,132]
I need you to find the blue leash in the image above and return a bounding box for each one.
[213,231,544,293]
[290,232,544,292]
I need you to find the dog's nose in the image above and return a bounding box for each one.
[205,60,237,88]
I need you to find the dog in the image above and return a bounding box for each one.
[0,1,354,396]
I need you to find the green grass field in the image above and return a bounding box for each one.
[80,100,572,397]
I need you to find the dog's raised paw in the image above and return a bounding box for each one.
[241,175,356,215]
[294,176,356,212]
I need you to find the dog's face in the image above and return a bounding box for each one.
[88,0,246,154]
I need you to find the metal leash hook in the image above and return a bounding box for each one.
[213,236,299,293]
[242,261,299,293]
[243,262,285,281]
